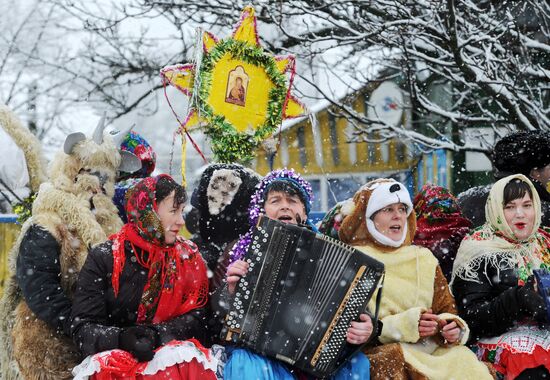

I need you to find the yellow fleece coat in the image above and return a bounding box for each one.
[360,244,493,380]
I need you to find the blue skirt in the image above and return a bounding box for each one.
[224,347,370,380]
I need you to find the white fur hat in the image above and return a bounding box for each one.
[364,180,413,219]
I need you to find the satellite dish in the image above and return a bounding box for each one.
[367,81,404,128]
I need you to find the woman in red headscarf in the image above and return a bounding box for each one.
[413,184,472,282]
[71,174,221,379]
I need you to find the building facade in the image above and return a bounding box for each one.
[253,80,446,212]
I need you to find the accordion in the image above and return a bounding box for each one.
[223,216,384,378]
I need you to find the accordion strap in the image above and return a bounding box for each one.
[368,272,385,342]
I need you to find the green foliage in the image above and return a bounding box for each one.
[13,193,36,224]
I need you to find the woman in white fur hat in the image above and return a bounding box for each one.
[337,178,495,380]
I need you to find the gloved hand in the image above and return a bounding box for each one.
[517,276,547,322]
[119,325,159,362]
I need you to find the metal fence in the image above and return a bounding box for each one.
[0,215,19,296]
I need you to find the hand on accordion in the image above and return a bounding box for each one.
[227,259,249,295]
[346,314,374,345]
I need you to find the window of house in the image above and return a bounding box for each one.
[367,132,377,164]
[280,136,290,166]
[363,94,377,165]
[327,177,363,208]
[328,113,340,166]
[308,178,322,211]
[296,126,307,168]
[395,141,406,163]
[346,121,357,165]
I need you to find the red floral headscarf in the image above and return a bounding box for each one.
[413,184,472,280]
[110,175,208,324]
[125,175,166,243]
[413,183,471,233]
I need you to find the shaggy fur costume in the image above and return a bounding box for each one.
[0,134,123,380]
[0,104,46,193]
[338,179,495,380]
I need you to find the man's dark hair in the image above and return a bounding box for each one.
[503,179,533,205]
[156,176,186,207]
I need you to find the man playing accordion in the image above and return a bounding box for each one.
[223,168,374,380]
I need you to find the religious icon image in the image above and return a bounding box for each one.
[225,66,248,106]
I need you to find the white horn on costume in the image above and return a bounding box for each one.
[111,124,135,147]
[92,113,107,145]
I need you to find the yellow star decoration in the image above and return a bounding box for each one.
[161,6,305,163]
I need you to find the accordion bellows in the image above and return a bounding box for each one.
[223,217,384,378]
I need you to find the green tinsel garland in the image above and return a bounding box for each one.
[196,39,287,163]
[13,193,36,224]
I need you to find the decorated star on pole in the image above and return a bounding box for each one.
[161,6,306,163]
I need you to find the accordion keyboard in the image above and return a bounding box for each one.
[312,265,378,371]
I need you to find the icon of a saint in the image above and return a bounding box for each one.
[225,67,248,107]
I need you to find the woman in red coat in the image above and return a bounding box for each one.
[71,174,222,379]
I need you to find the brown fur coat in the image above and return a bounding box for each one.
[0,136,122,380]
[338,179,495,380]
